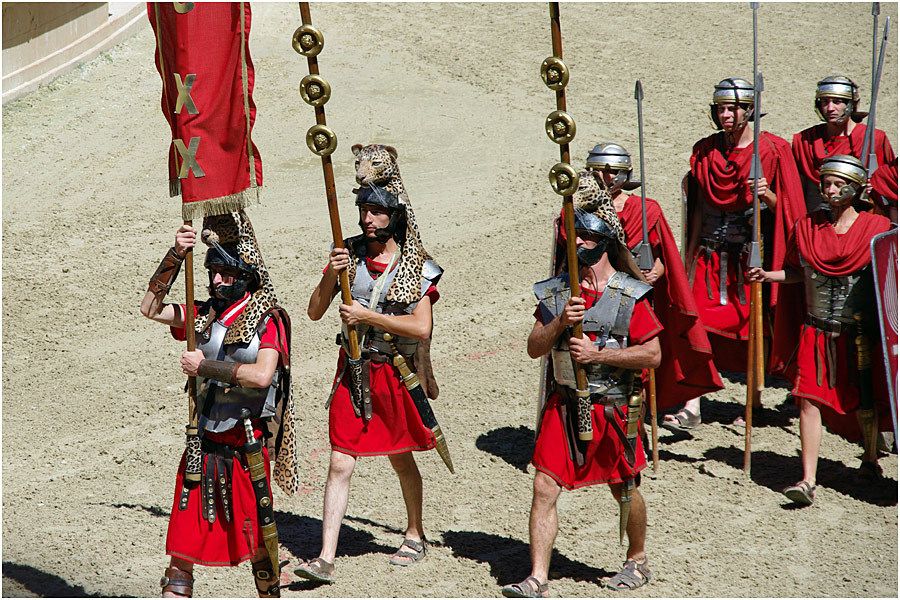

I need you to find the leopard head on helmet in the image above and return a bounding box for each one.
[351,143,400,186]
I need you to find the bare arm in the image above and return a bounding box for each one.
[307,248,346,321]
[746,265,802,284]
[181,347,279,388]
[568,335,661,370]
[140,225,195,327]
[527,297,586,359]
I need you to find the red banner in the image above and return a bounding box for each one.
[872,229,898,438]
[148,2,263,219]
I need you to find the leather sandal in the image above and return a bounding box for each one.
[160,566,194,598]
[501,576,550,598]
[660,408,700,432]
[293,557,335,584]
[606,558,652,591]
[389,537,426,566]
[783,480,816,506]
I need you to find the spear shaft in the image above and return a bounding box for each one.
[297,2,362,366]
[547,2,593,441]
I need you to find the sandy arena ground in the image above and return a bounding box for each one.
[2,2,898,597]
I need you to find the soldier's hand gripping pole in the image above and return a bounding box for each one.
[634,79,658,473]
[383,334,455,473]
[183,219,202,491]
[543,2,592,441]
[240,408,281,590]
[293,2,364,407]
[619,391,643,545]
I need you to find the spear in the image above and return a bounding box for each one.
[541,3,592,442]
[744,1,765,476]
[294,2,365,407]
[871,3,880,100]
[860,16,891,179]
[634,80,658,473]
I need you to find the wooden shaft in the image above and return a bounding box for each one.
[183,219,198,427]
[649,368,659,473]
[550,1,591,439]
[743,284,758,475]
[754,284,765,391]
[299,2,360,358]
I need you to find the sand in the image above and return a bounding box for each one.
[2,2,897,597]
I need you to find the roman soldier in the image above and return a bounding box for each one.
[141,211,296,597]
[502,205,661,597]
[295,162,442,583]
[792,76,896,213]
[749,155,893,505]
[580,144,723,431]
[684,77,806,422]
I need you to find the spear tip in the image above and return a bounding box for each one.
[873,2,880,16]
[634,80,643,100]
[750,2,760,10]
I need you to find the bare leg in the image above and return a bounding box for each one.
[798,398,822,486]
[608,484,647,562]
[529,471,562,584]
[319,451,357,563]
[388,452,424,542]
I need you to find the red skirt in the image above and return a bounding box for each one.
[166,426,271,567]
[532,391,646,490]
[329,351,436,457]
[692,250,772,373]
[791,324,892,441]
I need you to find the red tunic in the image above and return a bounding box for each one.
[792,123,896,188]
[617,195,723,408]
[166,295,288,566]
[770,211,893,441]
[532,291,662,489]
[328,258,440,457]
[688,131,807,372]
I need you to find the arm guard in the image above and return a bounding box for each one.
[148,247,184,295]
[198,359,239,386]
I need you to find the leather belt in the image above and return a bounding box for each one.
[805,314,847,335]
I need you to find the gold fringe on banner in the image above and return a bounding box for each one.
[179,186,260,221]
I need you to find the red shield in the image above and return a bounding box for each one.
[871,229,899,438]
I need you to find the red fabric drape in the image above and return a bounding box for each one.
[769,210,892,377]
[618,196,723,408]
[792,124,896,186]
[871,157,898,209]
[148,2,263,218]
[689,131,807,306]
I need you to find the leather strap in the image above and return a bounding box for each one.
[148,247,184,295]
[160,566,193,597]
[252,558,280,598]
[198,359,239,386]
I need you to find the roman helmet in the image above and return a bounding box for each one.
[354,184,407,243]
[819,154,868,205]
[203,236,260,304]
[709,77,759,129]
[572,207,621,267]
[585,143,641,192]
[814,76,867,123]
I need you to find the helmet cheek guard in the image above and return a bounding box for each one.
[204,244,260,303]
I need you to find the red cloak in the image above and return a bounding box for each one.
[792,123,896,187]
[770,211,893,441]
[617,195,723,408]
[687,131,807,371]
[870,157,898,211]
